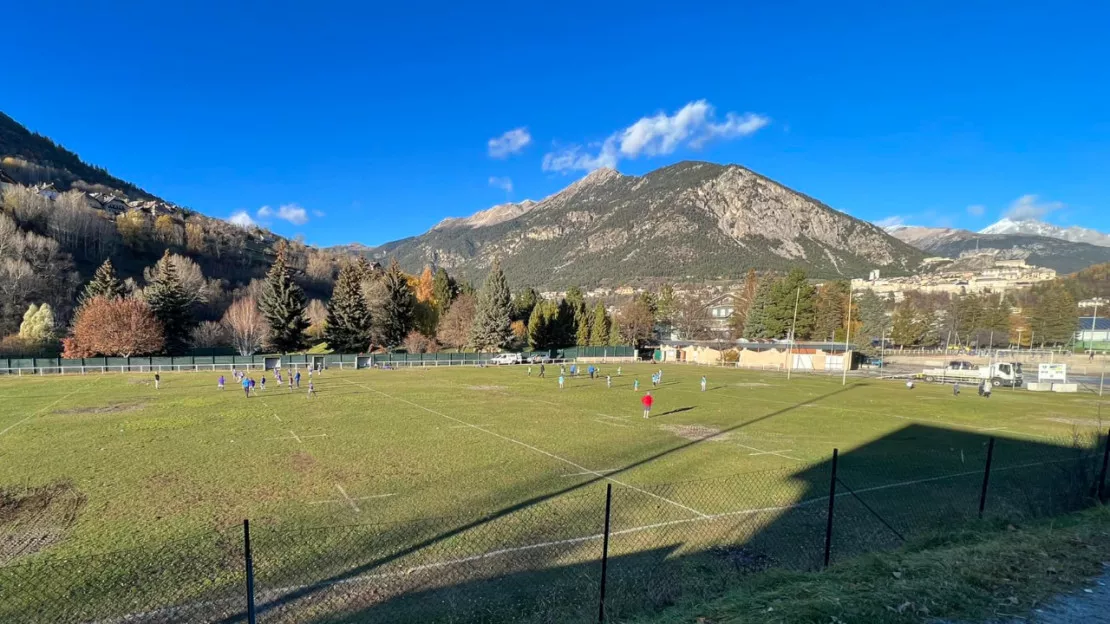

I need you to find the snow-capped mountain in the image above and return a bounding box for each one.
[979,219,1110,247]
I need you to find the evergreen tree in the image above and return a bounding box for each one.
[80,259,126,305]
[729,269,760,338]
[856,290,889,350]
[469,259,513,351]
[588,302,610,346]
[767,269,816,340]
[607,315,623,346]
[378,259,415,348]
[259,244,308,353]
[813,280,850,341]
[575,314,592,346]
[527,299,560,350]
[432,268,455,313]
[891,301,925,347]
[555,298,576,347]
[513,288,539,323]
[324,263,373,353]
[743,278,777,339]
[145,250,194,355]
[1030,282,1077,346]
[656,284,676,324]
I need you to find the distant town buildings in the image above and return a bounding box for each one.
[852,256,1056,301]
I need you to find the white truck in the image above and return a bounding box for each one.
[921,360,1024,388]
[489,353,523,365]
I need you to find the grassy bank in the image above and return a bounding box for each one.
[634,505,1110,624]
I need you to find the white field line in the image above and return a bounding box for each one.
[89,453,1087,624]
[562,469,619,477]
[340,379,709,519]
[0,377,102,438]
[449,424,492,429]
[593,419,631,428]
[731,442,803,462]
[747,449,795,457]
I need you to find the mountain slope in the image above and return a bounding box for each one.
[0,112,160,200]
[368,162,925,287]
[887,226,1110,274]
[980,218,1110,247]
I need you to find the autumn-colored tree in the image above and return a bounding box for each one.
[415,265,435,303]
[616,298,656,347]
[402,330,440,354]
[437,293,476,349]
[64,297,164,358]
[222,296,269,356]
[305,299,328,341]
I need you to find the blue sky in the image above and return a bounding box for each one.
[4,1,1108,245]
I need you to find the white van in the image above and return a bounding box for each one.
[490,353,523,365]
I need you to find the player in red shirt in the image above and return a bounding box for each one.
[641,392,654,419]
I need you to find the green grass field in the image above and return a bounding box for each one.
[1,364,1106,623]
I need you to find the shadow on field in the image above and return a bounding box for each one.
[215,383,865,623]
[204,382,1105,624]
[655,406,695,417]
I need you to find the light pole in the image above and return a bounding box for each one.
[786,287,801,380]
[842,281,853,386]
[1089,301,1100,356]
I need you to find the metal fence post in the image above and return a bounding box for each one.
[978,438,996,519]
[823,448,839,569]
[243,519,257,624]
[1098,428,1110,502]
[598,483,612,623]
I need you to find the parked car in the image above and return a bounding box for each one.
[490,353,523,365]
[862,357,884,368]
[529,354,552,364]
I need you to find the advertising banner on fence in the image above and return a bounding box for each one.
[1038,363,1067,382]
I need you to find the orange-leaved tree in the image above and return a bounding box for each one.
[63,297,164,358]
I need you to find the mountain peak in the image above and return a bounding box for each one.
[371,160,925,287]
[980,218,1110,247]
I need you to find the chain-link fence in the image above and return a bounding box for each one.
[3,430,1108,624]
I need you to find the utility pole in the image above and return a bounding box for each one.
[1090,301,1101,356]
[842,281,853,386]
[786,287,801,380]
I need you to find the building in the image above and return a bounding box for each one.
[704,293,735,336]
[1076,317,1110,350]
[654,340,858,371]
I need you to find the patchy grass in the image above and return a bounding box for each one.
[0,365,1105,622]
[633,505,1110,624]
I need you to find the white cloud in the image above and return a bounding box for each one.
[258,203,309,225]
[228,211,256,228]
[488,127,532,158]
[1004,194,1063,220]
[967,204,986,217]
[488,176,514,193]
[543,100,770,173]
[875,216,906,229]
[312,209,326,218]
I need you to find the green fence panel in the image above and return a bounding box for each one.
[151,357,174,366]
[60,358,83,367]
[193,356,215,365]
[84,357,107,367]
[214,356,235,365]
[285,354,307,364]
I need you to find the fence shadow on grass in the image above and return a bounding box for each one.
[5,382,1107,624]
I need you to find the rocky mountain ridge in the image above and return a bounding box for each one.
[886,225,1110,274]
[366,162,925,287]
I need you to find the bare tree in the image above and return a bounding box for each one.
[675,295,711,340]
[436,293,476,349]
[616,298,656,347]
[222,296,268,356]
[190,321,228,349]
[305,298,328,341]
